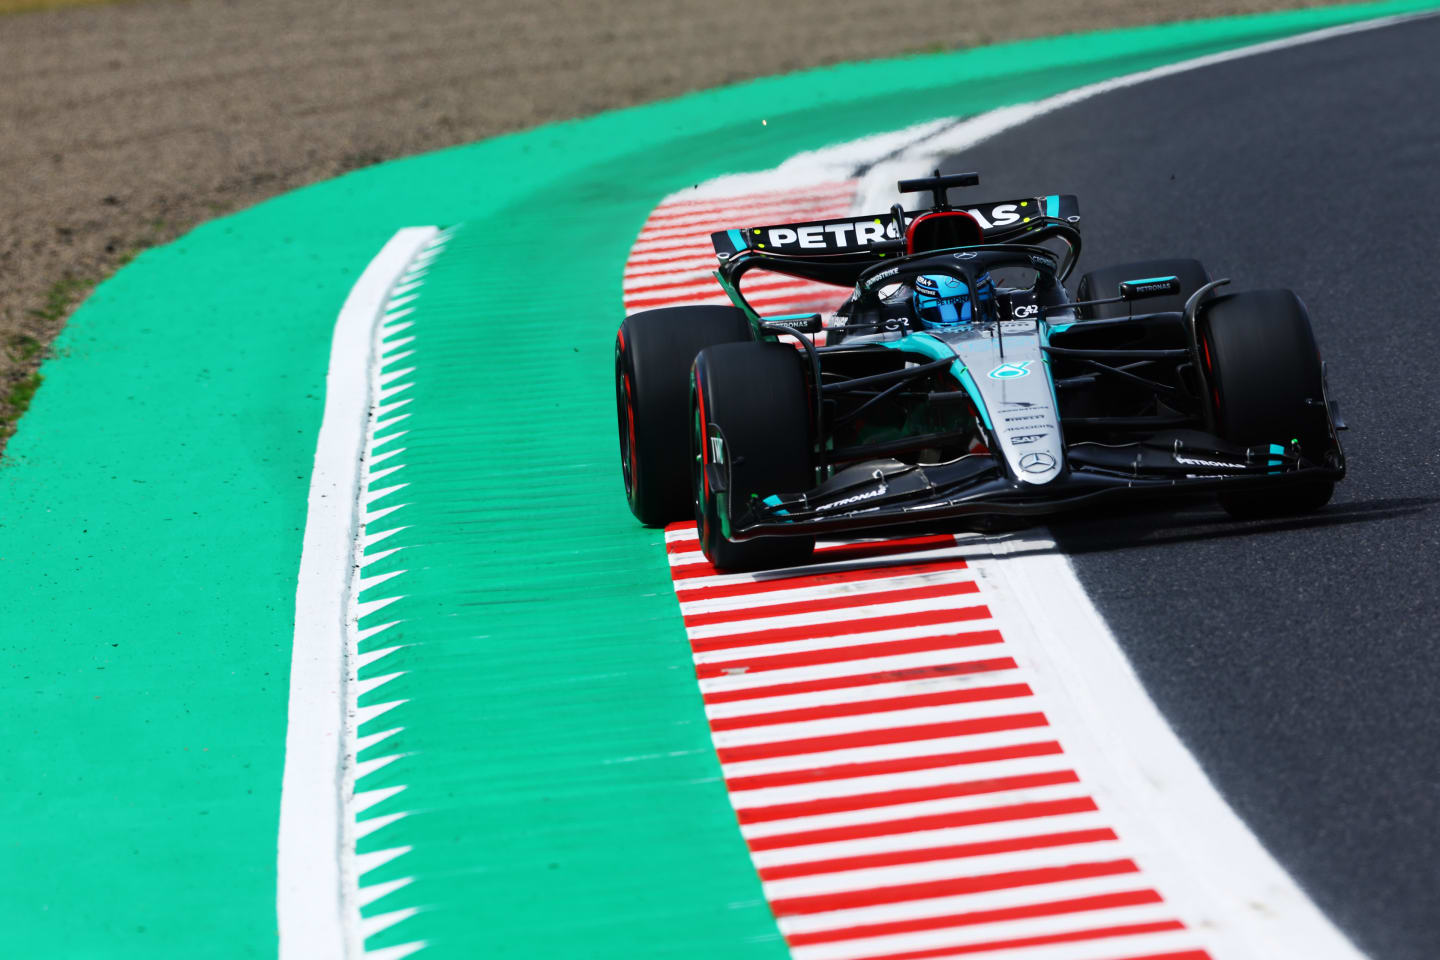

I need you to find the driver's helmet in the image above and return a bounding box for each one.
[913,272,995,331]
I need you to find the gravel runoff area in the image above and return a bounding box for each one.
[0,0,1345,449]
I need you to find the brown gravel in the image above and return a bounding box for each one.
[0,0,1344,449]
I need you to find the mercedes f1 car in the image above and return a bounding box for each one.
[615,171,1346,570]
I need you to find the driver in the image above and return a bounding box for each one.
[913,272,996,331]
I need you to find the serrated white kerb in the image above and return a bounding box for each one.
[379,366,416,386]
[378,381,413,401]
[361,502,409,526]
[356,876,414,909]
[368,447,406,467]
[364,939,428,960]
[338,228,452,958]
[354,698,408,729]
[380,349,415,366]
[360,907,420,942]
[375,395,414,417]
[355,620,402,644]
[372,414,412,434]
[353,845,412,880]
[366,464,407,486]
[369,431,410,454]
[355,811,412,842]
[353,595,405,622]
[359,546,404,568]
[356,645,405,671]
[358,570,407,594]
[353,785,408,817]
[355,725,403,755]
[354,672,406,704]
[365,483,410,504]
[362,527,410,551]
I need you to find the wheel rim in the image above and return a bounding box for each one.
[691,375,710,545]
[615,350,637,501]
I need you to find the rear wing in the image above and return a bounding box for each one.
[710,195,1079,259]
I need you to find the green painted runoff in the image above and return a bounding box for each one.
[1,2,1433,956]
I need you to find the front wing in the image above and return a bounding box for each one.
[726,435,1345,540]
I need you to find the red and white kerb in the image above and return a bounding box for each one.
[622,182,858,318]
[664,526,1212,960]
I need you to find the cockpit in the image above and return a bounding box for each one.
[833,254,1067,344]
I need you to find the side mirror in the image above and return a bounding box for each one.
[1118,276,1182,301]
[761,313,824,334]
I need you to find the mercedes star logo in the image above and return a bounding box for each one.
[1018,452,1056,473]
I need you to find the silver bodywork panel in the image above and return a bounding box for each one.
[932,324,1064,485]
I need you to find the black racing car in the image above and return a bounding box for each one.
[615,171,1346,570]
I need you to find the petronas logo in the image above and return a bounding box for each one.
[988,361,1032,380]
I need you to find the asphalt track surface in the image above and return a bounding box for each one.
[940,16,1440,960]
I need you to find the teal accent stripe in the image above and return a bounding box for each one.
[1045,194,1059,217]
[1269,441,1287,473]
[877,334,993,431]
[955,366,995,431]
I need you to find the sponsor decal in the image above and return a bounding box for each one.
[749,198,1048,253]
[766,217,898,247]
[988,361,1033,380]
[1011,303,1040,319]
[764,219,894,250]
[952,251,979,260]
[1173,453,1246,469]
[1004,413,1046,423]
[1008,433,1047,445]
[815,486,885,512]
[1019,452,1057,473]
[965,204,1020,230]
[709,436,724,464]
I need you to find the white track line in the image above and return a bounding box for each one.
[279,226,437,960]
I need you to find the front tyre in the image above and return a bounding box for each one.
[691,342,816,571]
[616,306,752,526]
[1199,289,1336,518]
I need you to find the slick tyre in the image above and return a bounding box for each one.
[1076,258,1209,319]
[1199,289,1335,519]
[616,306,752,526]
[691,342,816,571]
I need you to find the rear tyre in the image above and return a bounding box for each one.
[616,306,752,526]
[691,342,817,571]
[1076,258,1209,319]
[1199,289,1335,518]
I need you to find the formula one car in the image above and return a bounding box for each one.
[615,171,1346,570]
